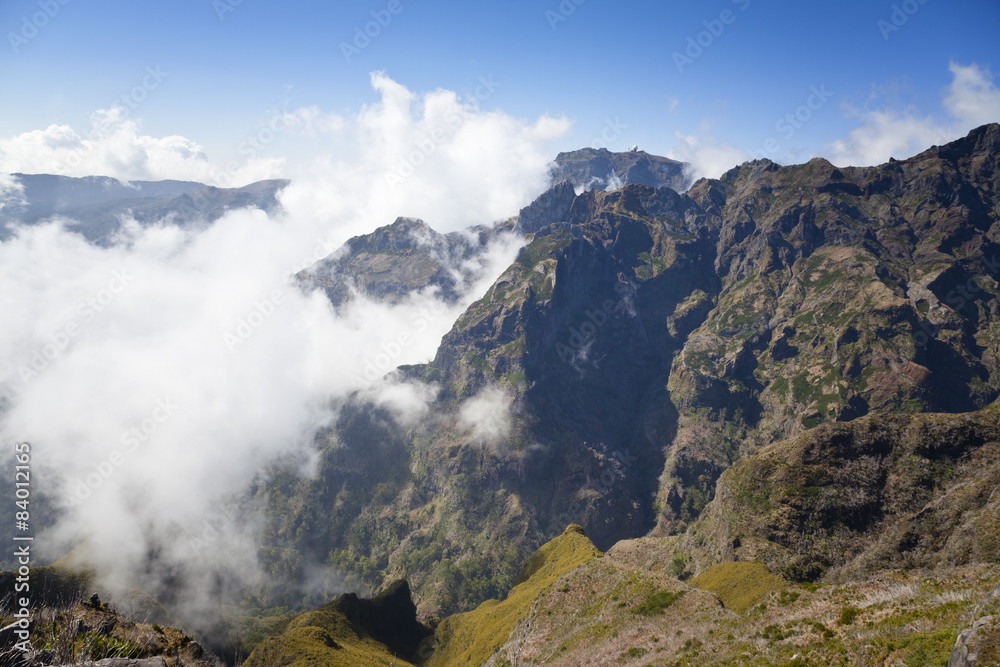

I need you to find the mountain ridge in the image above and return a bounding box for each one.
[0,173,290,244]
[253,124,1000,626]
[6,128,1000,665]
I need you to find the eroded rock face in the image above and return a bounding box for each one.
[686,406,1000,582]
[257,125,1000,617]
[549,147,689,192]
[950,581,1000,667]
[951,616,999,667]
[298,216,498,309]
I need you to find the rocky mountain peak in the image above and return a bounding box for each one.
[550,146,688,192]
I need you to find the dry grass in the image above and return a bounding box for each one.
[466,543,1000,666]
[857,582,919,609]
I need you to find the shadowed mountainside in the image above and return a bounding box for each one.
[254,125,1000,622]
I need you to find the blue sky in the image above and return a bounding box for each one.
[1,0,998,184]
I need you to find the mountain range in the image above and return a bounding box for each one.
[3,126,1000,666]
[0,174,288,245]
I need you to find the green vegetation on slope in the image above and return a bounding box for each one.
[424,524,601,667]
[244,580,430,667]
[689,562,785,614]
[245,610,410,667]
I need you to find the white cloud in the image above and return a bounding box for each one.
[457,386,513,447]
[0,172,25,211]
[665,129,750,184]
[829,61,1000,167]
[0,206,522,629]
[0,106,285,185]
[278,106,348,138]
[0,72,572,233]
[944,61,1000,128]
[276,71,572,233]
[0,72,566,627]
[362,375,439,426]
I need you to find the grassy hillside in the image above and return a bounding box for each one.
[424,525,601,667]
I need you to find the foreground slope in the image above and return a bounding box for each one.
[245,504,1000,665]
[687,399,1000,583]
[451,403,1000,665]
[424,525,600,666]
[243,580,430,667]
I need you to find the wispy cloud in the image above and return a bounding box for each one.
[457,385,513,448]
[665,126,750,184]
[829,61,1000,167]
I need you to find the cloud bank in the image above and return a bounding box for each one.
[0,72,570,234]
[0,73,567,628]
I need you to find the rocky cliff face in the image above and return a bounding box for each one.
[297,217,499,309]
[684,403,1000,582]
[655,124,1000,532]
[257,124,1000,619]
[549,147,688,192]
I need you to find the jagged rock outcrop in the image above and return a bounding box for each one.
[259,125,1000,619]
[245,580,430,666]
[951,581,1000,666]
[951,615,999,666]
[549,147,688,192]
[513,179,576,234]
[297,216,497,308]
